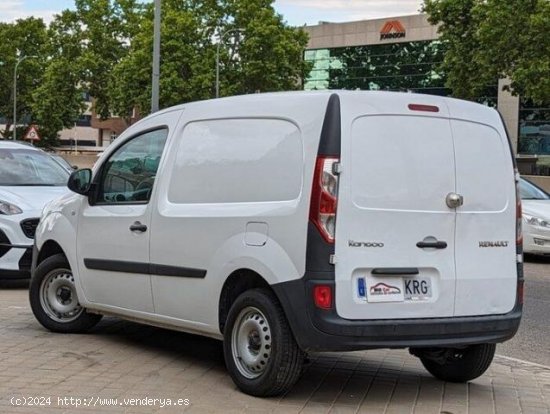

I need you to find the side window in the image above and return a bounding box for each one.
[96,128,168,204]
[168,119,303,204]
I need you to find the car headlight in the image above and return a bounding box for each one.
[524,214,550,228]
[0,200,23,215]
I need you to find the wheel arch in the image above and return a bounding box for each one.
[218,268,275,334]
[37,240,67,266]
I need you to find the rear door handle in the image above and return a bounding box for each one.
[416,241,447,249]
[129,222,147,233]
[371,268,419,275]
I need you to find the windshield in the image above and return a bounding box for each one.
[519,178,550,200]
[0,148,70,186]
[51,154,74,171]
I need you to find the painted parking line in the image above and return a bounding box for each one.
[496,354,550,370]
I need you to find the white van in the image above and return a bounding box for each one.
[29,91,523,396]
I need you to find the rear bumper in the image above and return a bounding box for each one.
[273,278,522,352]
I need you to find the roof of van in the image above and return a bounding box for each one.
[138,90,502,137]
[153,90,496,115]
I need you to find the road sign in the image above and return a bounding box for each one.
[24,125,40,141]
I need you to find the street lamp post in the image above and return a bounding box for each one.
[151,0,161,113]
[216,28,241,99]
[13,54,38,141]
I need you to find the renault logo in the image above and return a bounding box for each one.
[479,241,509,248]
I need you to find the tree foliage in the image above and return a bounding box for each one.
[109,0,311,118]
[0,18,48,139]
[74,0,143,119]
[423,0,550,104]
[0,0,310,145]
[29,10,85,147]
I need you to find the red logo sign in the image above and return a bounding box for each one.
[380,20,406,40]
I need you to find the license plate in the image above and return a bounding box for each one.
[404,277,432,301]
[360,277,432,302]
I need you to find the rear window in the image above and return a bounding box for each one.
[452,120,509,212]
[168,119,303,204]
[350,115,455,212]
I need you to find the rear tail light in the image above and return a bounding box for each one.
[515,169,523,246]
[517,279,524,305]
[310,156,339,243]
[313,285,333,309]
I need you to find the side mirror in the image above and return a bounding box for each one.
[68,169,92,195]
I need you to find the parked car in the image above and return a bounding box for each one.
[50,154,77,173]
[29,91,522,396]
[0,141,69,279]
[520,177,550,254]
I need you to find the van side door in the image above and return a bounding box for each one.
[76,126,170,312]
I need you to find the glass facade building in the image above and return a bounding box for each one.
[304,40,498,107]
[302,14,538,166]
[305,40,449,95]
[518,100,550,156]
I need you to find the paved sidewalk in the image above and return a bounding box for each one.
[0,287,548,414]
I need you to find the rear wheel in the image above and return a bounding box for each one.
[223,288,304,396]
[29,254,102,333]
[418,344,496,382]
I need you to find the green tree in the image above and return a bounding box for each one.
[0,18,48,139]
[29,10,86,148]
[29,0,143,147]
[110,0,213,120]
[218,0,311,97]
[75,0,143,119]
[109,0,311,118]
[423,0,550,104]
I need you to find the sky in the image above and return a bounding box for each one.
[0,0,424,26]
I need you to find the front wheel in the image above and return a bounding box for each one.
[223,288,304,397]
[418,344,496,383]
[29,254,102,333]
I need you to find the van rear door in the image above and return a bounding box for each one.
[449,103,517,316]
[334,94,457,320]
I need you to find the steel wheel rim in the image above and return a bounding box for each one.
[39,268,83,323]
[231,306,272,379]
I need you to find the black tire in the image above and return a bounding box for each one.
[29,254,102,333]
[420,344,496,383]
[223,288,304,397]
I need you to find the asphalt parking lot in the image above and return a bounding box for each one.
[0,263,549,413]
